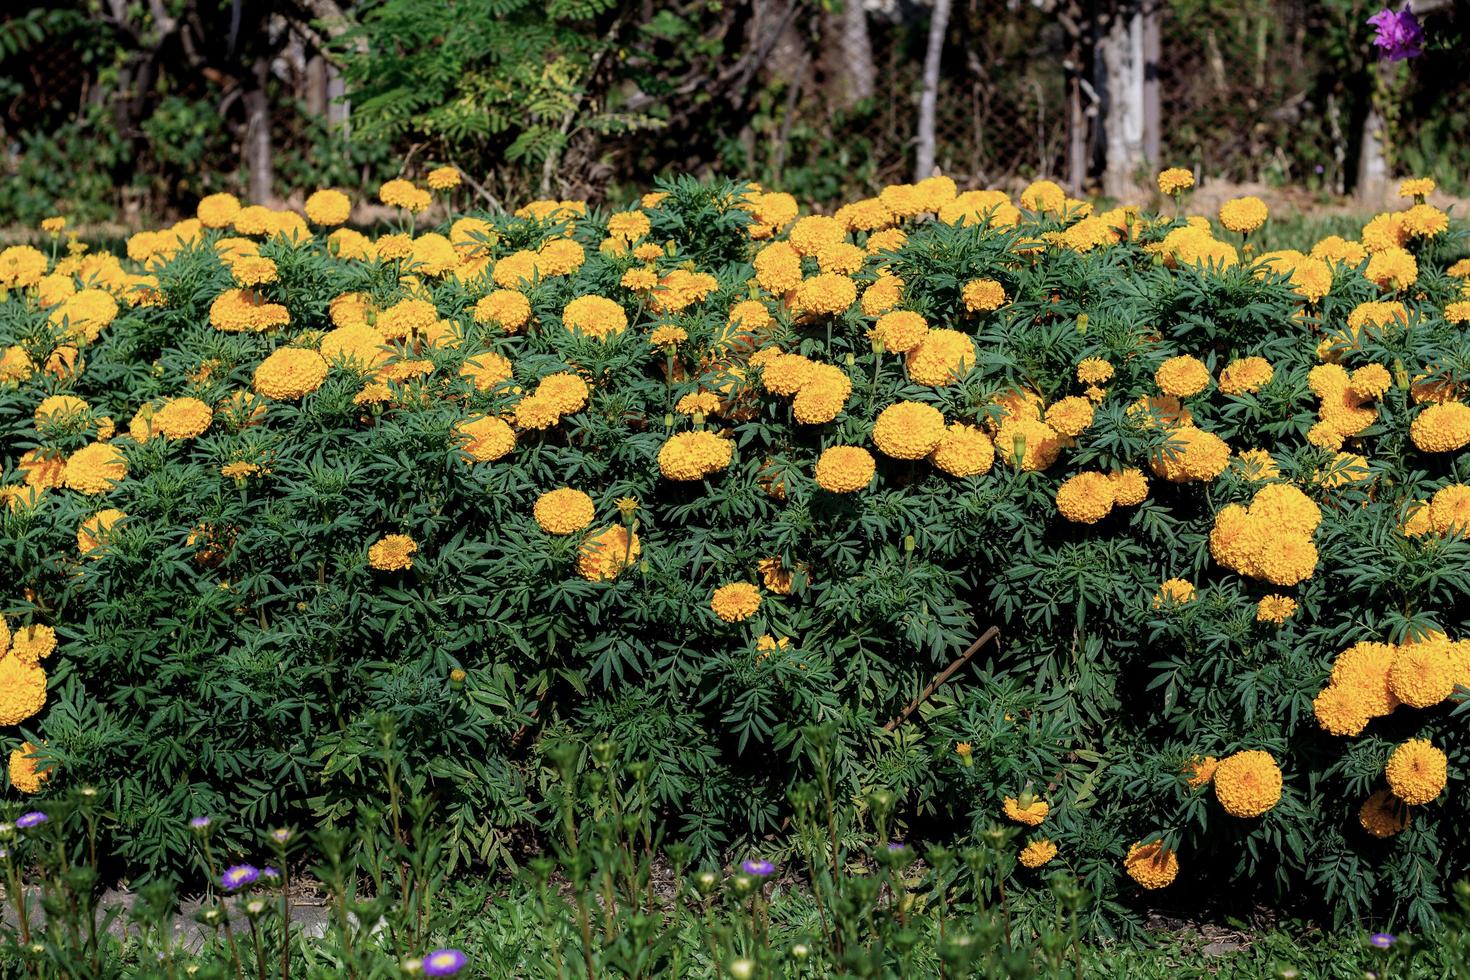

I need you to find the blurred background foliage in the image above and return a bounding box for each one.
[2,0,1468,226]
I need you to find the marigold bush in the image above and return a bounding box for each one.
[1,173,1468,930]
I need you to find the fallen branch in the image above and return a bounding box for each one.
[883,626,1000,731]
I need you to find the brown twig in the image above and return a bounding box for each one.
[882,626,1000,731]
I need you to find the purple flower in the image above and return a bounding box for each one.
[189,816,212,831]
[221,864,259,891]
[741,858,775,877]
[887,841,907,851]
[15,812,47,829]
[1369,932,1396,948]
[1367,8,1423,61]
[269,827,293,845]
[261,866,280,880]
[423,948,467,976]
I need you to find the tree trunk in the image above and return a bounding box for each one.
[244,56,274,204]
[915,0,952,181]
[1098,0,1147,200]
[1141,0,1161,167]
[823,0,875,110]
[305,52,328,118]
[1356,100,1389,206]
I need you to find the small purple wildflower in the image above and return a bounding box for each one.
[887,841,907,851]
[1368,932,1396,949]
[261,866,280,880]
[1367,8,1423,61]
[15,812,47,830]
[741,858,775,877]
[189,816,212,831]
[423,948,468,976]
[221,864,260,891]
[269,827,293,845]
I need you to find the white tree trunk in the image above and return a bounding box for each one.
[244,57,275,205]
[825,1,875,109]
[1357,101,1389,205]
[915,0,952,181]
[1099,2,1147,200]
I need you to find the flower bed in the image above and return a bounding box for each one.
[0,170,1466,926]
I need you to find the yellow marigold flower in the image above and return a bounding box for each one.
[379,178,431,213]
[873,401,946,460]
[41,216,65,235]
[426,166,460,191]
[456,414,516,462]
[870,311,928,354]
[210,288,289,333]
[229,255,277,287]
[792,273,857,318]
[1125,840,1178,889]
[758,557,794,595]
[760,353,815,396]
[473,290,531,333]
[0,345,37,384]
[0,245,47,290]
[534,488,595,535]
[1313,683,1368,737]
[1101,469,1145,507]
[1364,247,1417,291]
[1152,578,1196,608]
[1076,358,1113,385]
[1056,472,1114,524]
[754,241,803,294]
[1410,402,1470,454]
[791,364,852,424]
[1219,196,1268,234]
[814,445,875,493]
[1155,355,1211,397]
[711,582,761,623]
[1157,168,1194,195]
[816,241,866,276]
[1449,258,1470,278]
[658,430,733,481]
[1019,180,1066,213]
[304,189,351,226]
[50,288,120,343]
[1151,426,1230,483]
[8,741,50,794]
[1349,364,1392,400]
[1002,796,1048,826]
[8,628,54,667]
[1213,750,1282,818]
[368,533,417,571]
[1388,634,1456,708]
[1446,301,1470,324]
[1184,755,1217,789]
[621,267,658,291]
[675,392,720,417]
[906,329,975,387]
[1219,357,1274,395]
[995,416,1064,472]
[860,273,904,316]
[1430,484,1470,535]
[220,461,263,480]
[253,348,328,400]
[1255,594,1297,625]
[606,210,651,243]
[1044,396,1094,437]
[1310,235,1367,267]
[834,197,893,232]
[577,525,640,581]
[196,192,241,228]
[512,394,561,430]
[1400,203,1448,238]
[1385,739,1447,805]
[962,278,1007,313]
[932,423,995,478]
[650,269,718,314]
[1018,839,1058,869]
[650,325,688,349]
[865,227,908,254]
[322,325,389,373]
[148,396,213,441]
[34,394,89,429]
[64,442,127,495]
[1399,177,1435,199]
[410,233,458,277]
[563,295,628,340]
[77,508,125,557]
[536,373,590,416]
[1359,789,1409,838]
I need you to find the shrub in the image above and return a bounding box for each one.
[0,174,1467,930]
